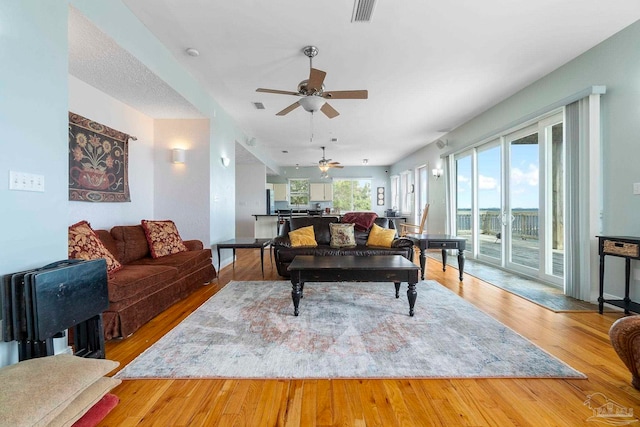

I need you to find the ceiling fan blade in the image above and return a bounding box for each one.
[329,164,344,169]
[328,161,340,165]
[307,68,327,94]
[320,102,340,119]
[323,90,368,99]
[256,88,300,96]
[276,101,301,116]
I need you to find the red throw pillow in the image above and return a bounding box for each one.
[140,220,188,258]
[68,220,122,274]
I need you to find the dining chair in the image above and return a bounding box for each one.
[399,203,429,237]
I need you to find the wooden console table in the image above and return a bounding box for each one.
[598,235,640,314]
[405,234,466,281]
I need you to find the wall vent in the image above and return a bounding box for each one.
[351,0,377,23]
[253,102,265,110]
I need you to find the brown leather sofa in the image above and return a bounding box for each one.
[272,216,415,278]
[94,225,215,340]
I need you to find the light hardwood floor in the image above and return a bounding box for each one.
[101,250,638,426]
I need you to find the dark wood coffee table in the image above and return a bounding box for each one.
[287,255,420,317]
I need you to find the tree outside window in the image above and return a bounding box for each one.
[332,179,372,212]
[289,179,309,206]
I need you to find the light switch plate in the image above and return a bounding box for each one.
[9,171,45,192]
[634,183,640,195]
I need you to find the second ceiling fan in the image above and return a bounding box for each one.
[318,146,343,172]
[256,46,368,119]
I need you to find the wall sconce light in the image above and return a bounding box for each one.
[172,148,186,164]
[221,156,230,167]
[432,168,443,179]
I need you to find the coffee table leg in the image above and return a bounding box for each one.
[419,246,427,280]
[291,281,302,316]
[394,282,400,298]
[407,282,417,316]
[441,249,447,272]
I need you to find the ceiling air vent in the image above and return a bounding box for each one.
[253,102,265,110]
[351,0,377,23]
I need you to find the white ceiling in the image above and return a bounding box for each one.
[73,1,640,169]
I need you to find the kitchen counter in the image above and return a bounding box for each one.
[252,213,339,218]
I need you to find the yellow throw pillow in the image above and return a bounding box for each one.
[289,225,318,248]
[366,223,397,248]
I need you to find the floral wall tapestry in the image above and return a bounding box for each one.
[68,112,131,202]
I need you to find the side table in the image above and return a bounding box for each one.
[405,233,466,281]
[597,235,640,314]
[216,238,272,278]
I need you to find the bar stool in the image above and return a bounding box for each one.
[277,209,292,235]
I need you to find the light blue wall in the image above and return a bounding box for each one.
[393,20,640,300]
[0,1,252,365]
[0,1,70,365]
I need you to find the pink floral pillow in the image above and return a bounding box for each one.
[68,220,122,274]
[141,220,188,258]
[329,223,356,248]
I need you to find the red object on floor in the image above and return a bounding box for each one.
[72,393,119,427]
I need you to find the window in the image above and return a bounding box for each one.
[390,175,399,210]
[400,171,413,214]
[332,178,372,212]
[289,179,309,206]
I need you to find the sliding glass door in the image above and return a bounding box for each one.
[455,153,473,255]
[505,125,540,273]
[451,112,565,286]
[477,141,502,264]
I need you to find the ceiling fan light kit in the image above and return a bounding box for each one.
[298,95,326,113]
[256,45,368,119]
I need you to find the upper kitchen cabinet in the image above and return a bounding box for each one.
[273,183,288,201]
[310,183,333,201]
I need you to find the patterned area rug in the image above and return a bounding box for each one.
[115,281,585,380]
[428,253,600,312]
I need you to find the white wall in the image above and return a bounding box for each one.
[71,0,250,258]
[236,163,267,238]
[68,75,155,230]
[154,119,210,244]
